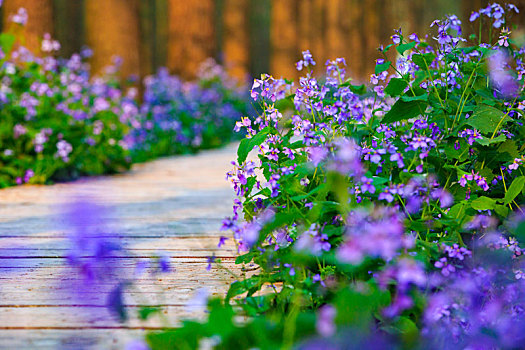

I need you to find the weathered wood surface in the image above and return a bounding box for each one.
[0,144,242,349]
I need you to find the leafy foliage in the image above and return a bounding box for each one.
[0,25,252,187]
[156,3,525,349]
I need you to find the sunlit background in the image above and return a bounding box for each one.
[1,0,524,83]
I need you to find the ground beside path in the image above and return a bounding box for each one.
[0,144,240,349]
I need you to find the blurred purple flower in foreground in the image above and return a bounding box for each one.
[489,49,520,98]
[62,198,130,320]
[64,199,123,278]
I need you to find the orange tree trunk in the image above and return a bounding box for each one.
[270,0,298,79]
[167,0,215,79]
[223,0,249,81]
[84,0,141,79]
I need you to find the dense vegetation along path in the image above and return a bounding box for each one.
[0,145,239,349]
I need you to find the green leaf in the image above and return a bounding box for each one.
[371,177,389,186]
[504,176,525,205]
[412,53,436,68]
[475,134,506,146]
[226,281,248,301]
[400,94,428,102]
[291,183,325,201]
[466,105,510,134]
[396,42,416,56]
[471,196,496,210]
[448,202,466,219]
[382,99,427,124]
[382,44,394,53]
[385,78,408,97]
[237,127,271,163]
[348,83,367,95]
[494,204,510,217]
[497,140,519,159]
[138,307,161,320]
[235,252,254,264]
[0,33,16,55]
[391,316,419,344]
[375,61,391,75]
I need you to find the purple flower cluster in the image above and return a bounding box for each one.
[470,3,519,28]
[423,235,525,348]
[458,171,489,191]
[434,243,472,276]
[1,8,251,187]
[135,59,250,155]
[337,207,412,264]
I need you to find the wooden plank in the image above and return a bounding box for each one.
[0,236,237,257]
[0,305,204,328]
[0,264,245,306]
[0,329,146,349]
[0,145,241,344]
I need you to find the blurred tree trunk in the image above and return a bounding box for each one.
[2,0,54,55]
[361,0,381,79]
[223,0,249,81]
[270,0,298,79]
[325,0,345,63]
[249,0,271,77]
[52,0,84,58]
[310,0,326,72]
[167,0,215,79]
[298,0,312,57]
[84,0,141,79]
[139,0,156,77]
[340,0,363,80]
[153,0,169,70]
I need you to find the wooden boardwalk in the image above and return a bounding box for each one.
[0,145,239,349]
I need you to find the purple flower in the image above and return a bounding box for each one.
[107,283,128,322]
[316,305,336,337]
[23,169,34,183]
[284,263,296,276]
[296,50,316,71]
[308,146,328,166]
[218,236,229,248]
[295,224,331,255]
[434,257,456,276]
[13,124,27,138]
[431,188,454,208]
[125,340,150,350]
[206,255,216,271]
[459,128,482,145]
[158,254,171,273]
[360,177,375,194]
[185,288,209,313]
[489,49,519,98]
[55,140,73,162]
[11,7,28,25]
[338,208,408,264]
